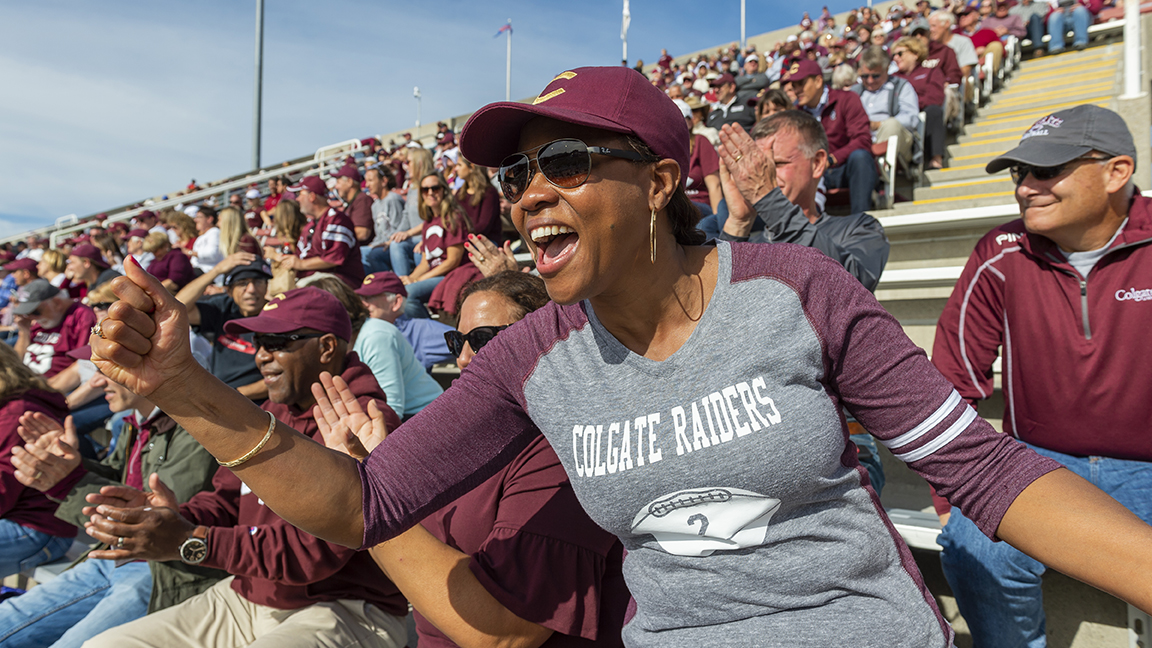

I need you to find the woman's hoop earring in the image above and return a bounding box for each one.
[650,208,657,264]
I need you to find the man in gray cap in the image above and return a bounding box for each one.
[930,104,1148,647]
[13,279,97,382]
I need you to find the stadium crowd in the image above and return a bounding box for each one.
[0,0,1146,644]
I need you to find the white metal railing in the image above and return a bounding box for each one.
[38,140,364,249]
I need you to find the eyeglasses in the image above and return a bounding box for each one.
[1008,156,1111,185]
[253,332,323,353]
[859,73,884,80]
[421,185,444,194]
[444,325,509,358]
[497,139,649,204]
[892,50,911,57]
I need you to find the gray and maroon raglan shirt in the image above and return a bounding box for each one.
[359,241,1061,647]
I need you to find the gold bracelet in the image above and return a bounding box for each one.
[218,411,277,468]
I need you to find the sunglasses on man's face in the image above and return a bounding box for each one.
[497,139,648,204]
[253,332,323,353]
[1008,156,1111,186]
[444,325,509,358]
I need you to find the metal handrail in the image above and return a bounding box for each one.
[38,141,363,249]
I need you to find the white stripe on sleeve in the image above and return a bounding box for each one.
[893,405,978,463]
[880,389,962,451]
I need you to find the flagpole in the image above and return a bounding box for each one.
[622,0,631,66]
[505,19,512,101]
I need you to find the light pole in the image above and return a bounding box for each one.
[740,0,746,51]
[414,86,422,130]
[252,0,264,170]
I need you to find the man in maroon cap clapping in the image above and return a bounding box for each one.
[783,59,878,214]
[271,175,365,288]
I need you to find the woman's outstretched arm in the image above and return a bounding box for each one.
[91,256,367,547]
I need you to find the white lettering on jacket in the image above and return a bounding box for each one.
[1115,287,1152,302]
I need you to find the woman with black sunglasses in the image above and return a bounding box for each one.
[313,270,628,647]
[91,66,1152,646]
[400,173,471,320]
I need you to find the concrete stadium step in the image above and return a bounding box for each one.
[912,174,1014,202]
[926,156,1001,183]
[885,192,1017,214]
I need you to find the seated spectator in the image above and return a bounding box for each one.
[756,87,794,121]
[893,36,948,169]
[1048,0,1095,53]
[909,18,962,126]
[675,100,722,216]
[347,268,454,372]
[0,345,221,648]
[80,288,408,648]
[980,0,1027,44]
[686,95,720,146]
[930,10,979,101]
[0,343,75,579]
[831,62,859,90]
[267,199,307,256]
[2,258,37,289]
[955,2,1005,74]
[36,249,68,288]
[124,229,154,270]
[1010,0,1049,53]
[401,173,470,319]
[851,46,922,167]
[261,176,289,221]
[314,270,629,647]
[735,55,770,105]
[361,165,411,274]
[13,280,95,385]
[219,207,261,258]
[189,206,224,273]
[389,148,435,279]
[89,232,125,275]
[715,109,891,490]
[783,59,877,214]
[132,209,167,238]
[163,210,200,253]
[272,175,365,288]
[142,231,195,292]
[306,273,442,420]
[177,255,269,401]
[706,74,756,131]
[333,164,375,245]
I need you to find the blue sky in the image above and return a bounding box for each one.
[0,0,858,234]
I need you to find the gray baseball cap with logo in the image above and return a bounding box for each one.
[986,104,1137,174]
[13,279,62,316]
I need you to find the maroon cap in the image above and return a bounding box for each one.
[459,66,689,182]
[354,272,407,298]
[436,131,455,145]
[108,222,129,232]
[69,243,109,268]
[332,165,362,183]
[224,287,352,342]
[3,258,37,272]
[127,228,150,240]
[781,59,823,82]
[136,210,157,222]
[710,73,736,87]
[287,175,328,196]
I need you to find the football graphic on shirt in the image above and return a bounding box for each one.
[630,487,781,557]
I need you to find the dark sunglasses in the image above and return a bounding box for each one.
[444,325,509,358]
[253,332,323,353]
[497,139,648,204]
[1008,156,1111,185]
[420,185,444,194]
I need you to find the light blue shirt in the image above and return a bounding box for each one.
[393,315,455,371]
[354,317,444,419]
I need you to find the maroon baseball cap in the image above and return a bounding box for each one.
[3,258,37,272]
[436,131,455,145]
[136,210,157,222]
[331,165,363,183]
[127,228,150,240]
[108,222,128,232]
[781,59,823,82]
[710,73,736,87]
[69,244,109,268]
[224,287,352,342]
[459,66,689,180]
[354,272,408,298]
[287,175,328,196]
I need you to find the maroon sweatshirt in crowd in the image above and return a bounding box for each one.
[180,354,405,614]
[0,389,77,538]
[933,194,1152,460]
[816,89,874,168]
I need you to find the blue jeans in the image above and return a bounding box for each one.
[362,246,393,275]
[1047,5,1090,52]
[389,237,422,278]
[403,275,445,319]
[1026,13,1045,48]
[823,148,877,215]
[0,559,152,648]
[938,444,1152,648]
[849,433,885,496]
[0,520,72,579]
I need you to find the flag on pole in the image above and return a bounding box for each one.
[494,22,512,37]
[621,0,631,40]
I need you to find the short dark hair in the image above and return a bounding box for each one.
[366,165,396,190]
[860,45,890,71]
[196,205,218,224]
[457,271,550,318]
[750,110,830,159]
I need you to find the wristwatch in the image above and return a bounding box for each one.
[179,526,210,565]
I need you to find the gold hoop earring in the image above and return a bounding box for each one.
[649,208,657,264]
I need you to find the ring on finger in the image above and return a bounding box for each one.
[734,154,743,162]
[91,318,109,339]
[116,536,125,549]
[33,470,43,481]
[475,255,486,262]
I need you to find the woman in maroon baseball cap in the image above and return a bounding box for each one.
[90,67,1152,646]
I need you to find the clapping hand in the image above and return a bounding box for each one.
[83,473,194,562]
[465,234,520,277]
[11,413,81,492]
[311,372,389,461]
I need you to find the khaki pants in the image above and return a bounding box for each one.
[875,117,914,165]
[82,577,407,648]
